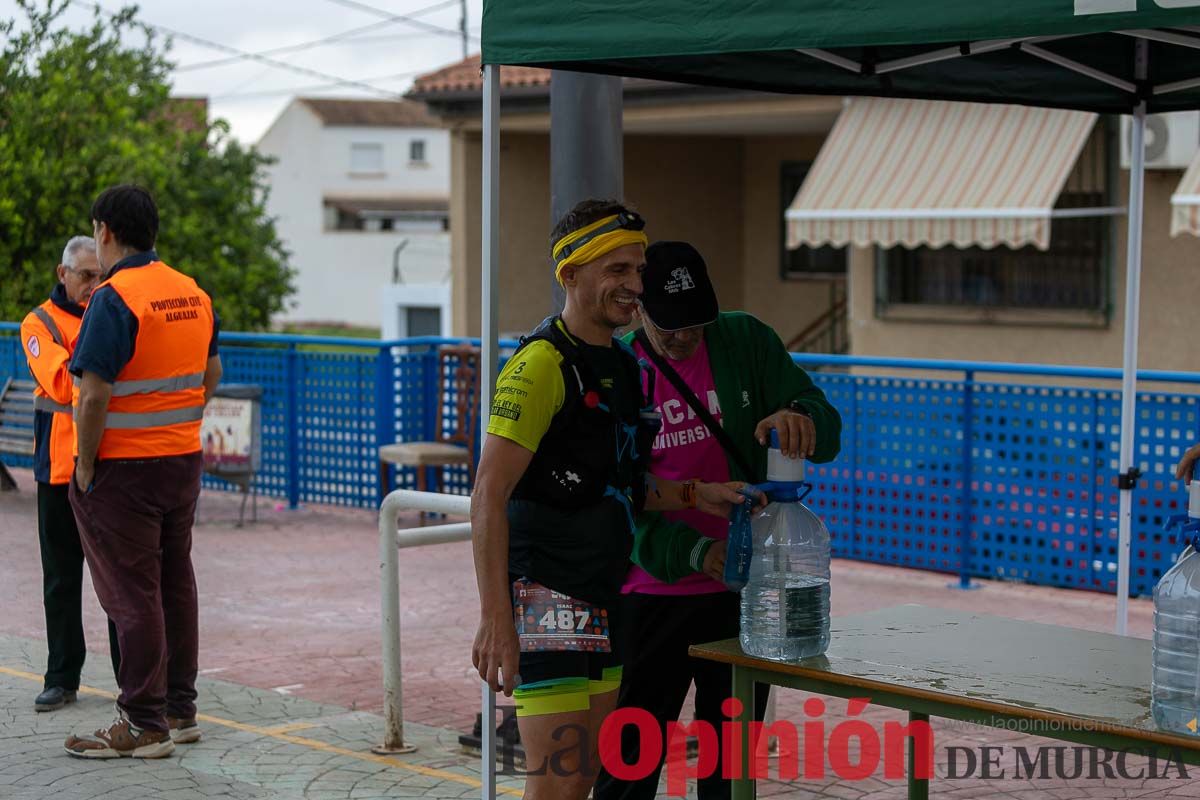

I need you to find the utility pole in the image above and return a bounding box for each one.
[460,0,468,59]
[549,72,623,313]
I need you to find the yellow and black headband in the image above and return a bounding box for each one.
[552,211,648,286]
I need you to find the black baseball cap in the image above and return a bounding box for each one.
[639,241,719,331]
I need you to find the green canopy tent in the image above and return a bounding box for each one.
[483,2,1200,114]
[473,7,1200,782]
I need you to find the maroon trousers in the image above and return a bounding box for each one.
[69,453,202,734]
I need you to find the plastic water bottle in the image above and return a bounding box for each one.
[1154,467,1200,736]
[740,431,831,662]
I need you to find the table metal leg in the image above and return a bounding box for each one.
[908,711,929,800]
[732,665,755,800]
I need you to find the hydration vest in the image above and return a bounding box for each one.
[505,317,661,604]
[510,316,658,515]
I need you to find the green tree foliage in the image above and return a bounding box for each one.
[0,0,294,330]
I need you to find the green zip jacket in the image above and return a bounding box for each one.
[624,311,842,583]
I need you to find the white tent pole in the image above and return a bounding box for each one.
[1116,39,1148,636]
[799,34,1073,77]
[1021,43,1137,94]
[874,36,1066,75]
[795,48,862,73]
[1155,75,1200,96]
[482,66,500,419]
[1118,29,1200,51]
[480,62,500,800]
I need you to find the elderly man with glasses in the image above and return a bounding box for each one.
[595,240,842,800]
[20,235,120,713]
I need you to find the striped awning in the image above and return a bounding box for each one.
[1171,154,1200,238]
[786,98,1098,252]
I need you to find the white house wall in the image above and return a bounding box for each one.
[258,102,451,328]
[289,233,450,328]
[379,282,453,340]
[318,126,449,198]
[259,102,323,254]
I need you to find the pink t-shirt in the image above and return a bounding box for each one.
[623,338,731,596]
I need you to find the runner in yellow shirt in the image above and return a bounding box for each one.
[471,199,751,800]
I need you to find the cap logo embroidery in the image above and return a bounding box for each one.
[664,266,696,294]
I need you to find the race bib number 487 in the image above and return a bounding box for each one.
[512,579,611,653]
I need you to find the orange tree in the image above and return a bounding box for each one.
[0,0,294,330]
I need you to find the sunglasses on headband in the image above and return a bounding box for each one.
[553,210,646,264]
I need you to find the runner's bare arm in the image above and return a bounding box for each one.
[471,433,535,696]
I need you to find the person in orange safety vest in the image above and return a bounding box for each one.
[63,186,222,760]
[20,236,120,713]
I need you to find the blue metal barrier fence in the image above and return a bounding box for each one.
[0,323,519,511]
[3,323,1198,598]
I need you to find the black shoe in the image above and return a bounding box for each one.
[35,686,77,712]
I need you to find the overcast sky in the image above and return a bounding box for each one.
[1,0,481,143]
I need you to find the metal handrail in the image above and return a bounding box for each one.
[376,489,472,755]
[786,297,847,352]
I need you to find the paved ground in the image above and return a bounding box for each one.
[0,633,526,799]
[3,466,1200,798]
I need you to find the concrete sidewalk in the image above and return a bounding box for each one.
[0,632,524,799]
[2,465,1199,798]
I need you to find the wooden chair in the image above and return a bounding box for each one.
[379,345,481,519]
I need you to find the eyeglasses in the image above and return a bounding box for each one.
[657,326,705,340]
[644,317,705,339]
[67,268,102,282]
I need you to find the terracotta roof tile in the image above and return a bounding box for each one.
[300,98,436,127]
[409,54,551,97]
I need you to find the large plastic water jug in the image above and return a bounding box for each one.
[739,431,831,662]
[1154,469,1200,736]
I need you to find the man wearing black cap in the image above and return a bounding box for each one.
[594,241,841,800]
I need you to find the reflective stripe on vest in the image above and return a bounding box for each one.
[103,405,205,430]
[111,371,205,397]
[30,306,64,347]
[72,371,206,396]
[28,300,84,483]
[91,261,214,459]
[33,396,72,415]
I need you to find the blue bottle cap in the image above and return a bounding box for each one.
[769,428,780,450]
